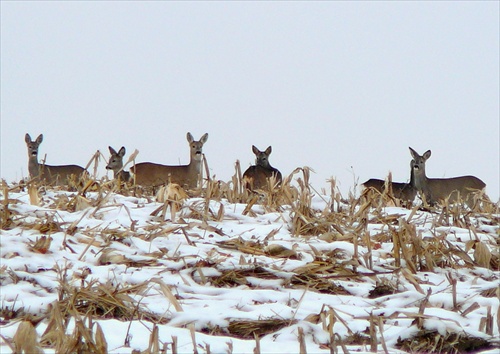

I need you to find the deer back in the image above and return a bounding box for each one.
[426,176,486,204]
[362,178,416,203]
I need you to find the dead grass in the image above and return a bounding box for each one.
[41,302,110,354]
[288,274,351,295]
[13,321,44,354]
[227,319,296,339]
[57,280,160,322]
[200,266,282,288]
[396,330,494,353]
[368,282,399,298]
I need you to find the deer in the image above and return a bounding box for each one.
[362,159,417,205]
[106,146,132,183]
[409,147,486,207]
[130,132,208,189]
[242,145,282,191]
[25,133,86,186]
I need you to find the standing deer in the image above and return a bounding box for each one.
[25,133,86,186]
[242,145,282,190]
[106,146,131,183]
[409,147,486,206]
[130,132,208,189]
[362,160,417,204]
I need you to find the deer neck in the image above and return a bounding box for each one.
[117,170,130,182]
[257,160,273,170]
[409,167,415,187]
[28,155,41,178]
[413,165,429,191]
[112,164,124,179]
[185,154,203,178]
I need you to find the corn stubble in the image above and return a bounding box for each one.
[1,169,498,354]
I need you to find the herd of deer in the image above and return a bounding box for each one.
[25,132,487,207]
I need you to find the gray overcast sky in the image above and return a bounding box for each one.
[1,1,499,200]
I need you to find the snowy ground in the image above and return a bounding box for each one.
[1,185,499,353]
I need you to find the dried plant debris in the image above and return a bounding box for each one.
[288,273,351,295]
[227,319,296,339]
[41,302,110,354]
[396,330,495,354]
[368,283,398,298]
[29,235,52,254]
[97,249,161,267]
[199,266,282,288]
[480,287,500,298]
[0,305,27,323]
[343,332,371,345]
[54,279,164,324]
[13,321,44,354]
[32,219,62,234]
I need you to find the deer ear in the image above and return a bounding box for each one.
[200,133,209,143]
[108,146,117,154]
[119,147,126,157]
[186,132,194,143]
[423,150,432,160]
[252,145,259,155]
[265,146,272,155]
[25,133,32,143]
[409,147,418,159]
[36,134,44,144]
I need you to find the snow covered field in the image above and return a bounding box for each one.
[1,181,499,353]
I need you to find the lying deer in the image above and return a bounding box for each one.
[362,160,417,204]
[242,145,282,190]
[131,132,208,189]
[25,133,86,186]
[409,147,486,207]
[106,146,131,183]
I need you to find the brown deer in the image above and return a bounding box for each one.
[242,145,282,190]
[409,147,486,207]
[362,160,417,204]
[130,132,208,189]
[25,133,86,186]
[106,146,131,183]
